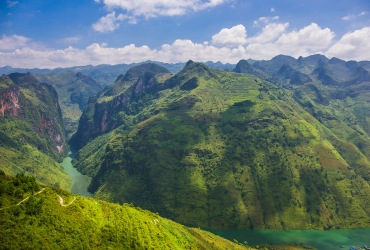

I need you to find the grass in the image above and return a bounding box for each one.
[0,172,253,250]
[71,62,370,230]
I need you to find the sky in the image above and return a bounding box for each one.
[0,0,369,68]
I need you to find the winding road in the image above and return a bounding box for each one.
[0,188,45,211]
[0,188,77,210]
[57,195,76,207]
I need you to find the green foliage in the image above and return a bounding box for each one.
[73,61,370,230]
[34,71,102,139]
[0,173,251,250]
[0,74,71,190]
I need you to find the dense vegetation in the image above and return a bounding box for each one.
[70,63,172,149]
[0,74,71,190]
[0,171,252,250]
[34,71,102,139]
[72,56,370,230]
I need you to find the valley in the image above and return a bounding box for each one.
[1,54,370,249]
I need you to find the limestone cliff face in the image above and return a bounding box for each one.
[0,73,67,160]
[70,64,170,150]
[0,86,20,116]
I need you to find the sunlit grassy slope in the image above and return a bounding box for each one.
[0,172,252,250]
[73,61,370,230]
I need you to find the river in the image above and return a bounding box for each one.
[60,151,93,197]
[209,228,370,250]
[60,153,370,249]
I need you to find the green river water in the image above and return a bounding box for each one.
[209,228,370,250]
[60,151,92,197]
[60,152,369,250]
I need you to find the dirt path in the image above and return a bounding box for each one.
[0,188,45,210]
[57,195,76,207]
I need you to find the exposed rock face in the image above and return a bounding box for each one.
[71,63,170,150]
[1,73,68,160]
[0,87,20,116]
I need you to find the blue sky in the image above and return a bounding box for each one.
[0,0,369,68]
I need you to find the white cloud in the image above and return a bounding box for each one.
[342,12,367,21]
[60,36,81,44]
[1,24,369,68]
[242,23,334,59]
[326,26,370,61]
[92,0,226,30]
[342,14,356,21]
[247,22,289,43]
[0,34,29,50]
[275,23,334,51]
[7,0,18,7]
[99,0,226,18]
[211,24,247,46]
[270,8,275,12]
[253,16,279,26]
[92,11,127,32]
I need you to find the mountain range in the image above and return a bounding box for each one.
[67,55,370,230]
[1,54,370,234]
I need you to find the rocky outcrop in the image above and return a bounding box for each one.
[1,73,68,160]
[71,64,170,150]
[0,87,20,116]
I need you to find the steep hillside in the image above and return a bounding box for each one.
[72,61,370,230]
[34,71,102,138]
[0,171,252,250]
[233,60,269,80]
[70,63,172,150]
[0,73,71,190]
[276,64,312,85]
[253,55,297,74]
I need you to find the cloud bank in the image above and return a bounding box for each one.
[93,0,227,32]
[1,22,369,68]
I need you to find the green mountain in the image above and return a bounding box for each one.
[233,60,269,80]
[0,73,71,190]
[71,59,370,230]
[276,64,312,85]
[70,63,172,150]
[253,55,297,74]
[34,71,102,139]
[0,171,252,250]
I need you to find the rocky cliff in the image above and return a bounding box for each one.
[70,63,171,150]
[0,73,71,189]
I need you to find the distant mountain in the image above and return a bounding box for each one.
[34,71,102,138]
[233,60,269,80]
[0,73,71,189]
[253,55,297,73]
[0,172,251,250]
[71,60,370,230]
[205,61,236,71]
[0,61,236,88]
[276,64,312,85]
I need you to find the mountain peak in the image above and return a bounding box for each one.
[328,57,346,64]
[186,60,195,67]
[233,60,253,73]
[123,63,170,82]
